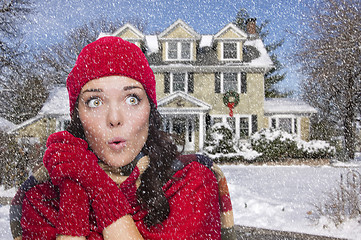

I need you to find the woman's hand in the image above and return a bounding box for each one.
[43,131,133,232]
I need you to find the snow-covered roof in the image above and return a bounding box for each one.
[214,23,247,40]
[244,39,273,68]
[264,98,317,115]
[0,117,15,132]
[199,35,213,48]
[39,86,69,116]
[158,19,201,40]
[145,35,159,54]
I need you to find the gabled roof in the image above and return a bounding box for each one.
[112,23,145,40]
[158,91,211,114]
[264,98,317,115]
[145,35,159,54]
[0,117,15,132]
[214,23,247,40]
[244,39,273,68]
[158,19,201,40]
[39,86,69,116]
[7,115,43,134]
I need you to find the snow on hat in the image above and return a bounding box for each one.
[66,36,156,116]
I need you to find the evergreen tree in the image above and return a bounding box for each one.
[233,8,289,98]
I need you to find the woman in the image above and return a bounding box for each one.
[10,37,235,240]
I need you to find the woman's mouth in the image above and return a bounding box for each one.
[107,138,126,151]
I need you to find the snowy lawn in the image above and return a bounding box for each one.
[1,161,361,239]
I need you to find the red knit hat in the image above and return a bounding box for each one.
[66,36,156,116]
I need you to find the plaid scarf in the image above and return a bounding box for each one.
[10,154,236,240]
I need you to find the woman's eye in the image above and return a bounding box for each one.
[87,98,102,108]
[125,96,140,105]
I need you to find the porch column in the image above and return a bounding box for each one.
[199,112,205,150]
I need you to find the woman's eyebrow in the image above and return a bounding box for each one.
[81,88,103,94]
[123,86,143,91]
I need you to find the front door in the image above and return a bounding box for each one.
[165,117,195,152]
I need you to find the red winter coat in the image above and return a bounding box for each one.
[21,161,221,239]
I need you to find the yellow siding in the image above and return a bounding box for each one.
[192,42,197,61]
[15,118,56,144]
[164,97,199,108]
[116,29,140,39]
[217,29,243,39]
[164,26,194,38]
[155,73,165,100]
[192,72,265,131]
[217,42,222,61]
[301,117,310,141]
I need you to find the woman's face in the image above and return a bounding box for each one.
[78,75,150,167]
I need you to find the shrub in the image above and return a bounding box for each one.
[0,132,44,188]
[251,128,335,162]
[309,170,361,227]
[203,123,261,163]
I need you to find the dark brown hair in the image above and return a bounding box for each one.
[66,99,180,226]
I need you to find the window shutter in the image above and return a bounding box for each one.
[164,73,170,93]
[187,72,194,93]
[241,72,247,93]
[215,72,221,93]
[251,114,258,134]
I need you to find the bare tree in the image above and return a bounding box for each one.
[295,0,361,160]
[0,17,147,123]
[0,0,32,71]
[36,18,148,86]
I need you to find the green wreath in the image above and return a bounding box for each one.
[223,90,240,107]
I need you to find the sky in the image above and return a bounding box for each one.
[21,0,316,95]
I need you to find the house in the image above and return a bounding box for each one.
[0,117,16,133]
[10,19,317,153]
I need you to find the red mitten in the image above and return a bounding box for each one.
[57,179,90,236]
[44,131,132,232]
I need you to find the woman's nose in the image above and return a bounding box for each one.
[107,105,123,127]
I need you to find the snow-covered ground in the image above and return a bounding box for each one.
[1,160,361,239]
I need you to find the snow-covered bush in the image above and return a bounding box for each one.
[309,170,361,227]
[251,128,335,162]
[203,123,261,163]
[0,132,43,188]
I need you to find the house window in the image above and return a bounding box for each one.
[173,73,186,91]
[223,73,238,93]
[239,117,249,138]
[212,117,223,125]
[168,42,178,59]
[218,72,247,93]
[271,117,299,135]
[211,115,252,139]
[164,72,194,93]
[166,42,192,60]
[56,119,70,131]
[279,118,292,134]
[227,117,236,134]
[223,42,238,60]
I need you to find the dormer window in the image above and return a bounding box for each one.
[222,42,240,60]
[166,42,192,60]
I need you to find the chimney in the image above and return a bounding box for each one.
[246,18,257,35]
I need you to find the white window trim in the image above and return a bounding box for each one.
[166,41,193,61]
[211,114,252,138]
[170,72,188,93]
[221,42,240,61]
[220,72,241,93]
[269,115,300,136]
[56,116,71,132]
